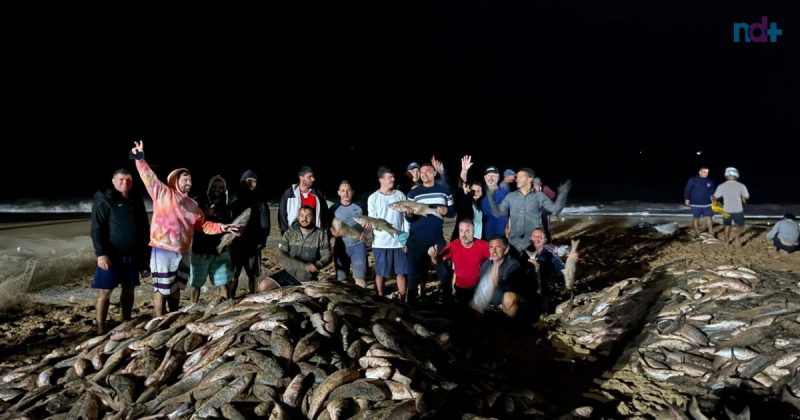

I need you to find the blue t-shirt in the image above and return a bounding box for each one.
[332,203,364,247]
[481,185,509,238]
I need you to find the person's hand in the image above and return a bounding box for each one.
[437,206,448,216]
[223,224,242,235]
[305,263,318,273]
[431,155,444,174]
[534,183,542,192]
[461,155,473,171]
[97,255,111,270]
[131,140,144,154]
[405,208,415,218]
[427,245,438,259]
[684,199,691,207]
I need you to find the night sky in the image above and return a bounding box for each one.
[5,2,798,205]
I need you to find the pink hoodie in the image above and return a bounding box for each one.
[136,160,223,254]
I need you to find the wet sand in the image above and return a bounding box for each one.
[1,212,798,417]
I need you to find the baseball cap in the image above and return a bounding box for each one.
[503,169,516,177]
[406,162,420,172]
[724,167,739,178]
[484,166,500,175]
[533,177,542,185]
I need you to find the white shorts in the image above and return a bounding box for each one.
[150,248,190,295]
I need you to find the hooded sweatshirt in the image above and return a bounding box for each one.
[229,170,271,249]
[135,159,223,254]
[192,175,232,255]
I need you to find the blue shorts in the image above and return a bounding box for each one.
[91,256,140,290]
[335,242,367,280]
[189,251,233,288]
[691,206,713,218]
[373,248,408,277]
[723,212,745,226]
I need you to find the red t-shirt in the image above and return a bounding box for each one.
[439,239,490,289]
[300,191,317,210]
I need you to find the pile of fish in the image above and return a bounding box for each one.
[595,264,800,415]
[544,276,656,360]
[0,281,544,419]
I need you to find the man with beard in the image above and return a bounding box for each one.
[278,166,329,234]
[477,236,523,317]
[480,165,509,239]
[130,141,240,316]
[90,168,150,335]
[258,206,331,291]
[428,219,490,305]
[188,175,234,304]
[522,228,565,316]
[228,170,271,297]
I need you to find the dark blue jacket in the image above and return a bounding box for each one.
[684,176,715,206]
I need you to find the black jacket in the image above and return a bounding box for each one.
[229,170,271,249]
[90,187,150,263]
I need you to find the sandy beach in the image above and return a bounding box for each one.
[1,210,798,417]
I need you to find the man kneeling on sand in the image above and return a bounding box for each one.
[767,213,799,254]
[258,206,332,291]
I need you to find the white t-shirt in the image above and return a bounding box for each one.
[368,189,409,249]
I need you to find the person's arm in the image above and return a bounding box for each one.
[684,179,693,206]
[487,191,511,218]
[540,180,571,215]
[441,191,456,218]
[130,141,166,200]
[277,232,306,273]
[90,196,111,269]
[278,189,290,234]
[458,155,473,192]
[742,186,750,203]
[766,223,779,240]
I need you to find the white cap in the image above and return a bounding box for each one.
[724,167,739,178]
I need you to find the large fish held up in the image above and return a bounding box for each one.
[216,207,251,253]
[332,218,363,241]
[562,239,580,290]
[388,200,443,219]
[354,215,400,236]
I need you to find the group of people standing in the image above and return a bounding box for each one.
[90,142,573,334]
[684,166,798,252]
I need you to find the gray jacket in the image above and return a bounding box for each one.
[488,189,567,252]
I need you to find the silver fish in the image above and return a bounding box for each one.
[216,207,251,253]
[562,239,580,290]
[354,215,400,236]
[388,200,443,219]
[332,218,363,240]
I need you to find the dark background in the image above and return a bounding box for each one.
[4,1,798,205]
